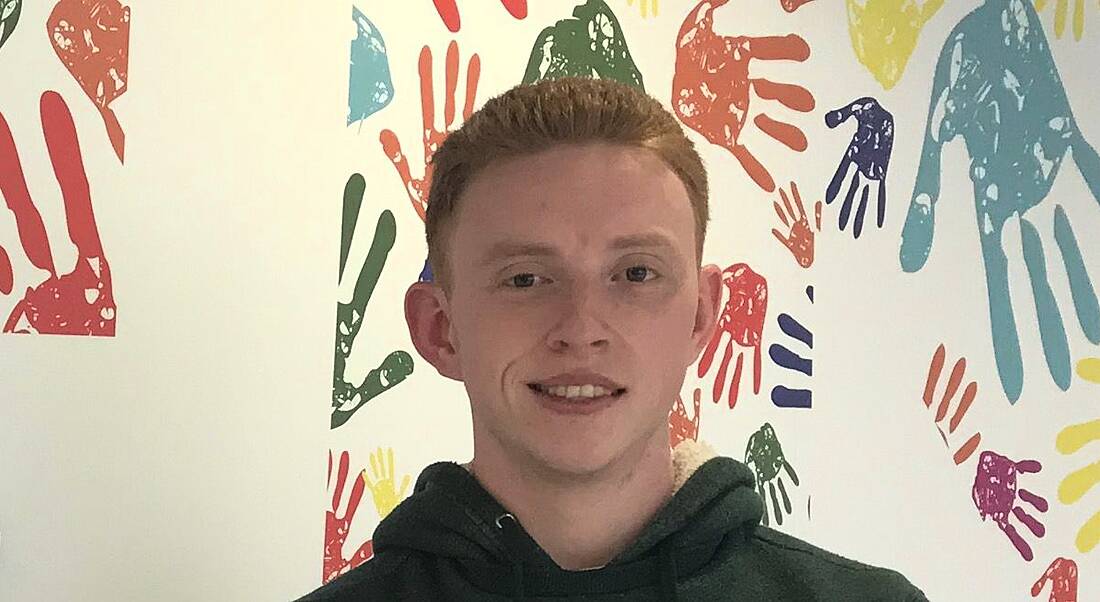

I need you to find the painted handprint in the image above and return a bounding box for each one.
[769,285,813,409]
[900,0,1100,403]
[745,422,801,527]
[0,0,20,52]
[523,0,643,89]
[1032,557,1078,601]
[1079,357,1100,383]
[672,0,815,192]
[434,0,527,32]
[348,7,393,127]
[771,182,819,268]
[379,41,480,223]
[1,91,115,336]
[1056,418,1100,553]
[921,344,982,465]
[825,97,894,238]
[47,0,129,163]
[332,174,414,429]
[972,450,1048,561]
[846,0,945,89]
[1035,0,1092,40]
[780,0,816,12]
[669,388,701,448]
[363,447,411,520]
[324,450,375,584]
[626,0,657,18]
[697,263,767,409]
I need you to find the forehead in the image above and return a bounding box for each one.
[449,143,695,262]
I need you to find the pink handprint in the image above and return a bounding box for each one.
[697,263,767,408]
[1031,557,1078,602]
[972,450,1048,561]
[47,0,129,163]
[669,387,701,448]
[433,0,527,32]
[672,0,815,192]
[323,450,374,584]
[0,91,115,335]
[379,41,480,222]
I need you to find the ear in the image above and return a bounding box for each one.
[689,264,723,365]
[404,281,464,382]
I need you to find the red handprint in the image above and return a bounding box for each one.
[0,91,115,336]
[669,387,702,448]
[697,263,767,408]
[379,41,480,222]
[972,450,1048,561]
[323,450,375,584]
[1031,557,1078,602]
[921,344,982,466]
[672,0,815,192]
[47,0,129,163]
[433,0,527,32]
[771,181,820,268]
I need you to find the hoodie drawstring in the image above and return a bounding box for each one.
[658,542,680,601]
[496,513,527,601]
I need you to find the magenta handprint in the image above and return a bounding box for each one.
[697,263,767,409]
[972,450,1048,561]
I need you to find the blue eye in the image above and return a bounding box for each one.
[624,266,655,282]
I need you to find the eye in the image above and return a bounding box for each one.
[622,265,657,283]
[506,272,543,288]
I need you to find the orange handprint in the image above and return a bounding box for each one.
[379,41,480,223]
[323,450,374,584]
[47,0,129,163]
[1031,557,1078,601]
[921,344,982,465]
[697,263,767,408]
[669,387,701,448]
[1,91,115,335]
[771,182,820,268]
[672,0,815,192]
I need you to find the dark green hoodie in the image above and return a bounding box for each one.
[297,442,927,601]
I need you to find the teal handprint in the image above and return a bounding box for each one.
[332,174,414,429]
[745,422,801,527]
[900,0,1100,403]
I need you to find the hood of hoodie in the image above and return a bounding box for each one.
[370,440,764,600]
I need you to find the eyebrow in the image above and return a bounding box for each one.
[478,232,682,266]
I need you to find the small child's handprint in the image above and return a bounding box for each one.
[1031,557,1078,601]
[697,263,767,409]
[825,97,894,239]
[363,447,411,520]
[972,450,1048,561]
[771,182,819,269]
[324,450,374,584]
[746,422,801,527]
[921,344,982,465]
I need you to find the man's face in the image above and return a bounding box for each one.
[421,143,718,478]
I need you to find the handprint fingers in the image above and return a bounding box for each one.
[769,311,812,409]
[1056,417,1100,552]
[339,175,366,282]
[0,109,54,274]
[43,91,103,259]
[378,130,421,219]
[1054,206,1100,344]
[0,246,11,294]
[1020,219,1072,389]
[753,114,807,152]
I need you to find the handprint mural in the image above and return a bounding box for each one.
[972,450,1048,561]
[1056,417,1100,553]
[825,97,894,239]
[433,0,527,33]
[771,183,819,269]
[697,263,767,409]
[323,450,376,584]
[746,422,801,527]
[523,0,643,88]
[1035,0,1093,40]
[845,0,944,89]
[769,286,813,409]
[348,7,393,127]
[900,0,1100,403]
[921,344,982,466]
[1031,557,1079,601]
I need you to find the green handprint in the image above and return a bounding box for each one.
[745,422,801,527]
[332,174,413,429]
[523,0,644,89]
[900,0,1100,403]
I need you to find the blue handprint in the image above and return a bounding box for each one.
[900,0,1100,403]
[348,7,394,127]
[770,285,813,408]
[825,97,894,238]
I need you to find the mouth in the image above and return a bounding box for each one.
[526,382,628,400]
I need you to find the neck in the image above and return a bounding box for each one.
[467,430,675,571]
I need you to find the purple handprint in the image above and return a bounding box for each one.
[824,97,894,238]
[972,450,1048,561]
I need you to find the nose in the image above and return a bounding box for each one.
[546,283,611,355]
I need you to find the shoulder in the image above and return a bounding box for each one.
[292,553,414,602]
[750,527,928,602]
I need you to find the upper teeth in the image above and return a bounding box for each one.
[537,384,615,399]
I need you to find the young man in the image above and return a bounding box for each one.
[299,78,926,601]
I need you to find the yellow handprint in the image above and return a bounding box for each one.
[626,0,658,18]
[1078,357,1100,383]
[1056,419,1100,552]
[1035,0,1091,41]
[846,0,945,89]
[362,447,411,520]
